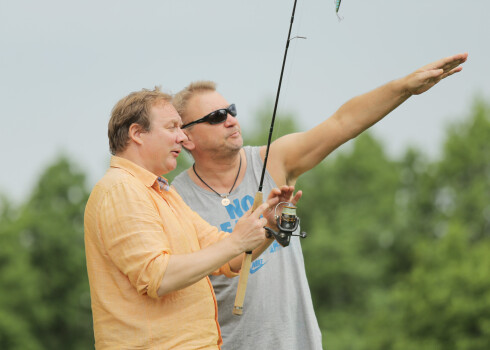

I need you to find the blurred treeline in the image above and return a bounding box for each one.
[1,98,489,349]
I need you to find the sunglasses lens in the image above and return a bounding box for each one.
[228,104,237,117]
[208,109,228,124]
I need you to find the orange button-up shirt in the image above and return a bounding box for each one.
[84,156,236,349]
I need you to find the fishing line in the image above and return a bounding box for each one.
[275,0,307,139]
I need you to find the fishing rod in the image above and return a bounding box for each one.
[232,0,306,316]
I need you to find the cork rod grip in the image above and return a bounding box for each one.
[232,191,263,315]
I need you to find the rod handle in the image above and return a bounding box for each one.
[232,191,263,315]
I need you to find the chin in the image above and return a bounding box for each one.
[166,162,177,173]
[160,161,177,175]
[229,138,243,150]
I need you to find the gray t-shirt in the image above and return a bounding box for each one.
[172,146,322,350]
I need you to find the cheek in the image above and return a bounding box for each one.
[160,131,175,145]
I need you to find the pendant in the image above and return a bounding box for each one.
[221,197,231,206]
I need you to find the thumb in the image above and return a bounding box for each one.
[425,68,444,79]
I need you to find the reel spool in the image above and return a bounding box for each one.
[265,202,307,247]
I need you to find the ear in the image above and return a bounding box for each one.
[128,123,145,146]
[181,129,195,151]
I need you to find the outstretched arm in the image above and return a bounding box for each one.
[263,52,468,186]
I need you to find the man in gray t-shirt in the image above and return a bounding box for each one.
[173,146,320,350]
[171,53,467,350]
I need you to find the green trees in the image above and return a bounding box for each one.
[0,158,93,349]
[0,98,489,349]
[298,132,402,349]
[362,99,490,350]
[298,99,490,350]
[244,98,490,349]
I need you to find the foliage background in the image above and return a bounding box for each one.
[1,99,489,349]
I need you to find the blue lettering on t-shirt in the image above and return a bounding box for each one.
[219,194,282,263]
[225,199,244,219]
[250,258,267,274]
[220,222,232,233]
[269,241,281,253]
[225,195,254,219]
[241,195,254,212]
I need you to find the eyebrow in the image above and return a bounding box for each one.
[166,116,183,127]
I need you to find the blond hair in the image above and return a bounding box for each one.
[108,87,172,155]
[172,81,216,124]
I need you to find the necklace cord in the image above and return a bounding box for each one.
[192,153,242,198]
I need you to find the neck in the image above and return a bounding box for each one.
[116,148,159,176]
[190,148,245,194]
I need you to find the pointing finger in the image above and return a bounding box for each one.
[251,202,270,219]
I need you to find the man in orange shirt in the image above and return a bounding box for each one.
[84,88,299,349]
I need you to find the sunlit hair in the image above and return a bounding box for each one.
[108,87,172,155]
[172,81,216,124]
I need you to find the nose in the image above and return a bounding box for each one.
[177,127,188,143]
[223,113,238,127]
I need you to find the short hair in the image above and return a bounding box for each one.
[108,87,172,155]
[172,81,216,124]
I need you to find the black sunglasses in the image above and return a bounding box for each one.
[181,104,237,129]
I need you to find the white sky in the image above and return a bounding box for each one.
[1,0,488,202]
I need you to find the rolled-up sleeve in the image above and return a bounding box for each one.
[215,262,239,278]
[98,182,172,298]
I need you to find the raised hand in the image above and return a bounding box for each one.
[405,53,468,95]
[264,185,302,229]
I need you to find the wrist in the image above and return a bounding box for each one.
[226,232,246,256]
[396,76,414,99]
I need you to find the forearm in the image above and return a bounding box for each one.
[157,236,241,296]
[334,77,412,139]
[276,78,412,181]
[335,52,469,138]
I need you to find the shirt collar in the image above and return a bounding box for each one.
[110,156,169,191]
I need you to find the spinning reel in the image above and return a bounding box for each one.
[265,202,307,247]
